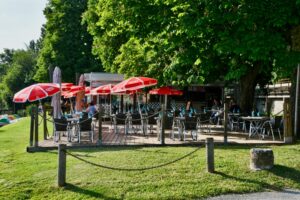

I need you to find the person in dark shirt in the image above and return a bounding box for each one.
[229,99,240,113]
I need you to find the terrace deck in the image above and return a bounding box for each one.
[27,124,284,152]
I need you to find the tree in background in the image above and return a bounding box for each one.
[84,0,300,113]
[0,42,38,109]
[35,0,102,83]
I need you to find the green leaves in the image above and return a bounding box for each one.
[36,0,102,83]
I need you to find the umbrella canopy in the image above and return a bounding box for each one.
[112,77,157,93]
[149,86,183,96]
[61,82,73,91]
[91,84,114,95]
[51,67,62,118]
[70,85,85,93]
[13,83,60,103]
[84,86,91,96]
[62,85,85,98]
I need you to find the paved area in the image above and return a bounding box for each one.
[206,189,300,200]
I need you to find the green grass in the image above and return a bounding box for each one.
[0,117,300,199]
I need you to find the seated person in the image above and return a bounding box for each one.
[210,99,220,124]
[229,99,240,113]
[86,102,97,118]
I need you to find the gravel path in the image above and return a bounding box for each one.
[206,189,300,200]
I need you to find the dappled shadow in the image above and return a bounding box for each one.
[64,183,120,200]
[268,164,300,185]
[214,171,281,191]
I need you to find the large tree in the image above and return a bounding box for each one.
[35,0,102,83]
[84,0,300,113]
[0,44,38,109]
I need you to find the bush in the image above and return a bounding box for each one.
[16,109,26,117]
[25,105,36,116]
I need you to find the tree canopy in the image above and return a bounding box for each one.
[35,0,102,83]
[0,44,38,109]
[83,0,300,112]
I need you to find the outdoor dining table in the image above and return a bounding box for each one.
[241,116,269,138]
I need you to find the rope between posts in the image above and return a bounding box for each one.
[65,146,201,171]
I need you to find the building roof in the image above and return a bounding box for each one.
[83,72,124,87]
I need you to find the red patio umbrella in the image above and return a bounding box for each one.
[84,86,91,96]
[13,83,60,103]
[112,77,157,93]
[91,84,114,95]
[149,86,183,96]
[149,86,183,109]
[61,82,73,91]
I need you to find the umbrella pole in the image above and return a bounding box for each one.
[110,94,112,116]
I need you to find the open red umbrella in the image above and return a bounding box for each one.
[112,77,157,93]
[92,84,114,95]
[61,83,73,91]
[84,86,91,96]
[149,86,183,109]
[149,86,183,96]
[13,83,60,103]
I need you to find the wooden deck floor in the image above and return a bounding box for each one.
[34,123,284,150]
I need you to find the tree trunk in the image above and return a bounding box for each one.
[291,26,300,139]
[239,65,260,115]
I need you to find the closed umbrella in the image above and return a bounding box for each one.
[75,74,85,112]
[51,67,62,118]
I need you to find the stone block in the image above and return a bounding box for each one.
[250,148,274,170]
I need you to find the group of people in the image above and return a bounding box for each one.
[61,99,98,118]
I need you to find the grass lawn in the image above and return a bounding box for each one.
[0,117,300,199]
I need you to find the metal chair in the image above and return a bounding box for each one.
[78,118,94,143]
[261,120,275,140]
[113,113,128,134]
[183,116,198,141]
[53,118,70,142]
[147,112,158,134]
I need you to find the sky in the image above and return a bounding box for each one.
[0,0,48,53]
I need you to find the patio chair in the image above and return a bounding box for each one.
[183,116,198,141]
[147,112,158,134]
[228,114,241,131]
[157,116,173,141]
[260,120,275,141]
[113,113,128,134]
[131,113,142,134]
[78,118,94,143]
[197,112,211,133]
[273,116,283,140]
[53,118,69,142]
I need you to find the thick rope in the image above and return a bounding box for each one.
[65,146,201,171]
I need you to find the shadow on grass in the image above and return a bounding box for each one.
[215,164,300,191]
[268,164,300,185]
[214,171,281,191]
[65,183,120,200]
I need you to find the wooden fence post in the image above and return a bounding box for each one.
[34,106,39,147]
[29,107,34,147]
[206,138,214,173]
[58,144,67,187]
[223,102,228,145]
[284,99,293,143]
